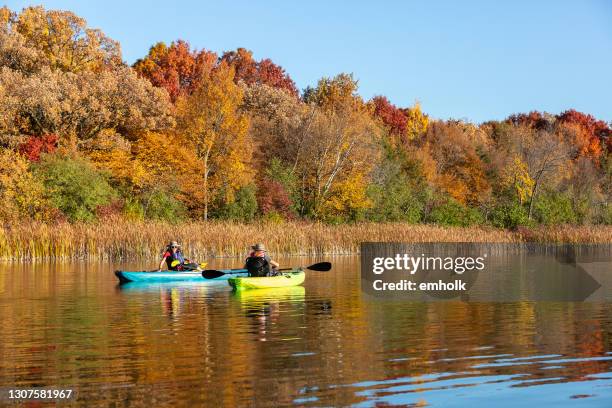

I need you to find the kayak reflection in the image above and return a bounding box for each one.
[116,281,229,320]
[233,286,306,342]
[116,280,229,292]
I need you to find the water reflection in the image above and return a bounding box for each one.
[0,255,610,406]
[234,287,307,342]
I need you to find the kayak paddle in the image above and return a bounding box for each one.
[201,268,249,279]
[201,262,332,279]
[279,262,332,272]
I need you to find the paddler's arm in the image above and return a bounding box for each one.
[270,259,280,269]
[158,256,167,272]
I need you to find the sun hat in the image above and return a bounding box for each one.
[251,243,266,252]
[168,241,181,248]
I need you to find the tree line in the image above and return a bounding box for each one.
[0,6,610,227]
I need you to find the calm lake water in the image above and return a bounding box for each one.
[0,253,611,407]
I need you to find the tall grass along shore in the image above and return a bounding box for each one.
[0,220,610,261]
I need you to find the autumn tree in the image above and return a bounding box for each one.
[370,96,428,144]
[80,129,133,187]
[176,64,251,219]
[0,148,51,221]
[0,65,173,147]
[402,103,429,141]
[241,82,306,172]
[371,95,408,138]
[243,75,382,220]
[0,6,173,150]
[82,129,202,219]
[221,47,298,96]
[256,178,294,219]
[494,124,573,219]
[557,109,609,160]
[130,131,204,211]
[423,120,491,206]
[0,6,121,73]
[506,111,555,132]
[133,40,217,102]
[298,74,382,218]
[303,73,359,110]
[523,131,573,219]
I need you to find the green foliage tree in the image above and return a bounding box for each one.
[216,185,258,222]
[428,197,484,227]
[489,201,530,229]
[367,151,427,223]
[35,155,115,222]
[141,189,187,222]
[534,190,577,225]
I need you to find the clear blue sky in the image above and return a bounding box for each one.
[6,0,612,122]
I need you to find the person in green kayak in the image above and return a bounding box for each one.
[158,241,200,271]
[245,243,280,277]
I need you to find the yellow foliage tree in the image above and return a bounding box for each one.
[176,64,252,219]
[320,172,372,221]
[304,73,362,112]
[131,131,204,206]
[83,129,203,209]
[82,129,133,185]
[403,102,429,140]
[501,155,534,204]
[0,149,50,221]
[10,6,121,72]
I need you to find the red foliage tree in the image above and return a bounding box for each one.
[557,109,611,154]
[371,95,408,137]
[220,48,298,96]
[18,134,58,162]
[256,178,294,218]
[220,48,258,84]
[506,111,552,131]
[133,40,218,102]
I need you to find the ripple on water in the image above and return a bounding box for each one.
[0,258,610,407]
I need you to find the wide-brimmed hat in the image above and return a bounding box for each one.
[168,241,181,248]
[251,243,266,252]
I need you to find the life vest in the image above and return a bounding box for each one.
[165,250,185,271]
[245,255,270,277]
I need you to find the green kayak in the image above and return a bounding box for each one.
[228,270,305,290]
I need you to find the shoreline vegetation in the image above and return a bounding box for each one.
[0,6,611,254]
[0,220,610,261]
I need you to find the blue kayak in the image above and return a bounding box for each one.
[115,269,247,283]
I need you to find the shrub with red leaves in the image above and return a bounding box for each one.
[256,178,295,219]
[18,134,58,162]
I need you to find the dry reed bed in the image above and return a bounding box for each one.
[0,220,610,261]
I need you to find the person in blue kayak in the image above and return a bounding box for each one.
[245,243,280,277]
[158,241,200,271]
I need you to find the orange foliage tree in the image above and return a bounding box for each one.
[133,40,218,103]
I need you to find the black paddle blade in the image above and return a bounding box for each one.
[202,270,225,279]
[306,262,332,271]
